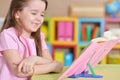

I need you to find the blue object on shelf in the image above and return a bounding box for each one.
[105,0,120,18]
[47,43,51,54]
[64,52,73,66]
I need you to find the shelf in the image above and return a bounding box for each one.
[105,18,120,31]
[78,18,104,44]
[51,17,77,45]
[40,17,51,43]
[52,44,77,58]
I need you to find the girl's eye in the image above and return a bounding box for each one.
[41,14,44,17]
[31,12,37,15]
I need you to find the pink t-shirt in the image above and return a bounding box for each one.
[0,27,48,80]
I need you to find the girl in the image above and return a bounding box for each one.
[0,0,63,80]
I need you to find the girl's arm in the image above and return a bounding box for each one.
[17,55,63,75]
[40,33,53,61]
[17,55,53,74]
[41,49,53,61]
[2,49,34,77]
[2,50,52,77]
[27,55,53,65]
[33,60,64,75]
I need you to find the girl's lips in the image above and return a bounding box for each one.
[33,24,40,29]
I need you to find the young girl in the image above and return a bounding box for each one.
[0,0,63,80]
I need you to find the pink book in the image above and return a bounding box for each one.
[65,22,73,41]
[87,39,119,69]
[58,39,120,80]
[57,21,65,41]
[58,42,98,80]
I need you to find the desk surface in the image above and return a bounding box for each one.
[31,64,120,80]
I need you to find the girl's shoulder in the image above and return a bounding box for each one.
[0,27,18,39]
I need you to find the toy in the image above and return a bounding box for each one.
[105,0,120,18]
[58,39,120,80]
[64,52,73,66]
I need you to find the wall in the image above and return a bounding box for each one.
[0,0,112,17]
[0,0,11,17]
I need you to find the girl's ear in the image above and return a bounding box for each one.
[15,11,20,19]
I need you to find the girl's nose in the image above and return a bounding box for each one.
[36,16,41,21]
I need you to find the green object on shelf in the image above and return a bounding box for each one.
[86,26,92,41]
[95,27,100,38]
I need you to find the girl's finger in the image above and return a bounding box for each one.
[22,63,27,74]
[26,64,32,73]
[18,62,24,73]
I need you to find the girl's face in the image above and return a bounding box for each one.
[15,0,46,37]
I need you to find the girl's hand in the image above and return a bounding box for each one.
[91,31,118,43]
[91,37,107,43]
[17,67,34,77]
[52,60,64,73]
[18,56,37,74]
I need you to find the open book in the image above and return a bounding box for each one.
[58,39,120,80]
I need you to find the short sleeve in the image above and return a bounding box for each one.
[40,33,48,50]
[0,30,18,52]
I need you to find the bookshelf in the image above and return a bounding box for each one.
[77,44,87,57]
[105,18,120,31]
[40,17,51,43]
[107,48,120,64]
[52,44,76,66]
[78,18,104,45]
[41,17,120,65]
[51,17,77,45]
[104,18,120,64]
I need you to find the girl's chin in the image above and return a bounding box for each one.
[32,30,37,32]
[30,27,39,32]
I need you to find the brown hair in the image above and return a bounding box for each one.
[1,0,48,56]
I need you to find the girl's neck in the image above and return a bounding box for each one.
[22,30,32,39]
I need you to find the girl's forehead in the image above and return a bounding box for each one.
[24,0,46,11]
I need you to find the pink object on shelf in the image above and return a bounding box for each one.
[65,22,73,41]
[57,21,65,41]
[57,39,120,80]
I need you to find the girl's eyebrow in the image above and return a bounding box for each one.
[30,9,45,13]
[30,9,38,12]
